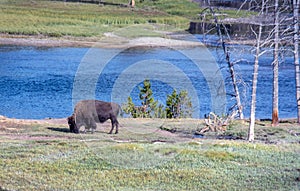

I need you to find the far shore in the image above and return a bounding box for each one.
[0,34,206,48]
[0,33,258,48]
[0,34,106,48]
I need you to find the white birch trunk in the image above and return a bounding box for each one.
[248,25,263,141]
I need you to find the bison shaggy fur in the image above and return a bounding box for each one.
[68,100,121,134]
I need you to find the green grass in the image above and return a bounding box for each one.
[0,0,256,38]
[0,0,189,38]
[0,118,299,190]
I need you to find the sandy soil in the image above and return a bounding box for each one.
[0,34,203,48]
[0,116,196,144]
[0,34,101,47]
[0,115,68,128]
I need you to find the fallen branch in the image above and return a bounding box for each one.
[198,111,237,134]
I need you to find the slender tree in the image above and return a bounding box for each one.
[201,7,245,119]
[123,79,158,118]
[122,96,137,118]
[222,42,244,119]
[178,90,193,118]
[166,89,192,119]
[248,24,263,141]
[166,89,178,119]
[293,0,300,124]
[248,0,272,141]
[139,79,157,118]
[272,0,280,126]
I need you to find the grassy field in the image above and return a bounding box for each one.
[0,117,299,190]
[0,0,255,39]
[0,0,190,38]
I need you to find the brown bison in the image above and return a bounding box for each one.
[67,100,121,134]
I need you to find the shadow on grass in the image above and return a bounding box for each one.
[47,127,70,133]
[47,127,110,135]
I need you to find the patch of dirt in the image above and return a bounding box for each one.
[0,116,71,141]
[0,116,192,143]
[0,34,202,48]
[0,34,97,47]
[0,115,67,126]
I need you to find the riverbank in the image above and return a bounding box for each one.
[0,33,203,48]
[0,32,260,48]
[1,114,299,143]
[0,34,97,47]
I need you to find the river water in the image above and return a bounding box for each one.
[0,42,297,119]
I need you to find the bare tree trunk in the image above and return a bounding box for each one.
[222,42,244,119]
[209,7,244,119]
[272,0,280,126]
[248,25,263,141]
[294,0,300,124]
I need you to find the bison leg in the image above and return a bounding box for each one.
[109,119,115,134]
[73,122,82,134]
[74,126,80,134]
[116,121,119,134]
[109,118,119,134]
[90,121,97,134]
[108,124,114,134]
[115,120,119,134]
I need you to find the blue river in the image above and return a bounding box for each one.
[0,43,297,119]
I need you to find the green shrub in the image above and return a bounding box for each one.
[166,89,192,119]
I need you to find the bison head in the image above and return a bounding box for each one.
[67,115,79,134]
